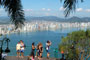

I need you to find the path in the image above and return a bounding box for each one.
[5,56,59,60]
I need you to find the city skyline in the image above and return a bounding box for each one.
[0,0,90,18]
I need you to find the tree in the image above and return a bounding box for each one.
[0,0,25,29]
[59,30,90,60]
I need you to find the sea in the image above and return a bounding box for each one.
[0,27,89,58]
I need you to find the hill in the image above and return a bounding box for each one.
[0,16,90,24]
[26,16,90,22]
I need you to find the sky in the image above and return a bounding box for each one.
[0,0,90,18]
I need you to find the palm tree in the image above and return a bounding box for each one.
[0,0,25,29]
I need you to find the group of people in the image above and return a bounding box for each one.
[29,42,43,60]
[16,40,51,60]
[16,40,25,58]
[28,40,51,60]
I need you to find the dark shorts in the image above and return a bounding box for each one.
[20,50,24,53]
[46,50,49,53]
[17,50,20,52]
[62,54,64,57]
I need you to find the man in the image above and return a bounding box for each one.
[46,40,51,59]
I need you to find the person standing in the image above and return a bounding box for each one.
[16,41,21,57]
[61,50,64,58]
[20,40,25,58]
[46,40,51,59]
[38,43,43,59]
[35,43,39,57]
[30,42,35,60]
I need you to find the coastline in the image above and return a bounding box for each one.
[0,21,90,35]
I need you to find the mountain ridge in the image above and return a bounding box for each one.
[26,16,90,22]
[0,16,90,24]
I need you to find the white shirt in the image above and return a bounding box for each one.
[16,44,21,50]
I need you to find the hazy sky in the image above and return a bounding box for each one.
[0,0,90,18]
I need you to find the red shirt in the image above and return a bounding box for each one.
[61,51,64,54]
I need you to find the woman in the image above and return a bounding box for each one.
[38,43,43,59]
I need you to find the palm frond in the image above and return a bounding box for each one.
[0,0,25,29]
[63,0,83,17]
[4,0,25,29]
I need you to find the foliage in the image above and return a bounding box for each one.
[59,30,90,60]
[61,0,84,17]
